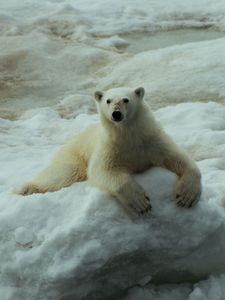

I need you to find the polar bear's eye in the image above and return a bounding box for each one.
[106,99,111,104]
[123,98,129,103]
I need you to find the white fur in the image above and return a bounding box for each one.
[17,87,201,215]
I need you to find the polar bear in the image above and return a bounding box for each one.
[18,87,201,215]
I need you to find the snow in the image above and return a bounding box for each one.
[14,227,35,247]
[1,0,225,299]
[1,0,225,115]
[1,103,225,300]
[97,37,225,110]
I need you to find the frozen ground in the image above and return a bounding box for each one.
[1,0,225,117]
[1,103,225,300]
[1,0,225,299]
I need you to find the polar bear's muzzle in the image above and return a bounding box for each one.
[112,111,123,122]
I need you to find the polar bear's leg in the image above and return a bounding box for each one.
[17,154,87,195]
[174,170,201,208]
[88,167,151,215]
[115,176,152,214]
[163,148,201,208]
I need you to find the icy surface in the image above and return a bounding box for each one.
[14,227,35,247]
[1,103,225,299]
[1,0,225,299]
[1,0,225,117]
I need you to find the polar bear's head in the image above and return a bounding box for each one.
[94,87,145,124]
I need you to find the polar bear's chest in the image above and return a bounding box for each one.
[123,149,152,173]
[108,139,152,173]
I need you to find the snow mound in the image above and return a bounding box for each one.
[1,102,225,300]
[97,38,225,110]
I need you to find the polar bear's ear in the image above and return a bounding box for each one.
[134,87,145,99]
[94,91,103,102]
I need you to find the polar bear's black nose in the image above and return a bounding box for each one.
[112,111,123,122]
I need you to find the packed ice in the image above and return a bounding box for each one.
[1,0,225,299]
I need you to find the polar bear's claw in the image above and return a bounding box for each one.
[140,205,151,215]
[174,169,201,209]
[175,182,201,209]
[133,193,152,215]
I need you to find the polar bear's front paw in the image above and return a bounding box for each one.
[125,192,152,215]
[175,174,201,208]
